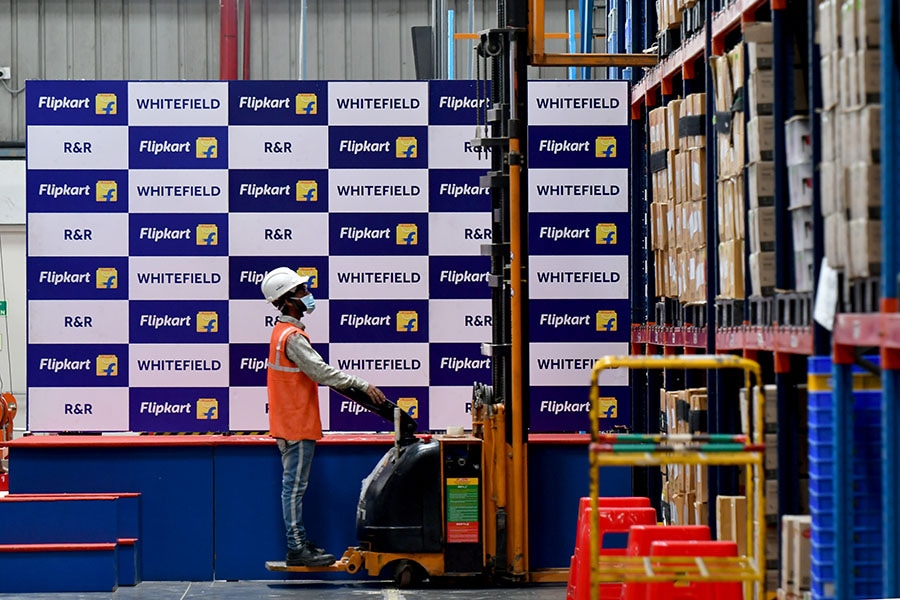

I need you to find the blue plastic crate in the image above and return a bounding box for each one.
[810,507,881,530]
[812,525,882,547]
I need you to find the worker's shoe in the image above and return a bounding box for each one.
[286,542,335,567]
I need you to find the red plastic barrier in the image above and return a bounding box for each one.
[621,525,711,600]
[645,540,743,600]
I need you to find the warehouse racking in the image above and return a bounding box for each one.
[616,0,899,595]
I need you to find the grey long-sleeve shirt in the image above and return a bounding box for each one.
[277,315,369,391]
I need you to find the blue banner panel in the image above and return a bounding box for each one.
[428,255,491,300]
[529,299,632,343]
[529,212,632,256]
[328,126,429,169]
[228,80,328,126]
[228,343,269,387]
[428,80,491,125]
[229,169,329,212]
[27,170,129,213]
[328,213,428,256]
[529,385,631,433]
[28,344,129,388]
[527,125,631,169]
[26,80,129,126]
[429,343,491,387]
[328,386,428,432]
[228,256,330,300]
[28,256,129,300]
[128,126,229,170]
[129,300,229,344]
[329,299,429,343]
[428,169,492,213]
[129,213,228,256]
[129,387,230,433]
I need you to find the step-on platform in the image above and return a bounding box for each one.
[265,560,345,573]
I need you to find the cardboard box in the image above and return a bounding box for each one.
[689,199,707,249]
[820,52,838,110]
[743,21,773,43]
[857,0,880,49]
[817,0,838,55]
[667,100,682,151]
[795,248,815,293]
[733,174,745,239]
[716,495,748,554]
[765,479,779,517]
[781,515,812,593]
[749,251,776,297]
[787,162,813,209]
[716,181,730,242]
[839,55,852,110]
[841,0,858,56]
[747,41,773,72]
[749,206,776,253]
[819,161,839,216]
[849,162,881,220]
[722,178,736,240]
[825,212,849,268]
[849,217,882,278]
[690,148,707,200]
[859,104,881,164]
[714,55,733,113]
[748,116,775,163]
[719,239,745,299]
[791,206,814,251]
[749,69,775,115]
[729,44,744,93]
[765,433,778,471]
[857,48,881,105]
[694,502,708,526]
[747,161,775,208]
[785,116,812,167]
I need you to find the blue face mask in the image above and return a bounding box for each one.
[300,294,316,314]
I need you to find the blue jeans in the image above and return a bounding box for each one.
[277,438,315,552]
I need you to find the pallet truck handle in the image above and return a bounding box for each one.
[331,386,419,446]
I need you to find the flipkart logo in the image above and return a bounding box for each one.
[296,267,318,288]
[596,310,617,332]
[95,93,117,115]
[598,397,617,418]
[595,136,616,158]
[96,354,118,377]
[398,398,418,419]
[596,223,617,245]
[197,398,218,420]
[96,181,117,202]
[196,137,218,159]
[296,93,317,115]
[396,310,418,332]
[396,136,418,159]
[196,311,218,333]
[296,180,318,202]
[396,224,418,246]
[196,224,218,246]
[95,267,118,289]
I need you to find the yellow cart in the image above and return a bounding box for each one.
[587,355,766,600]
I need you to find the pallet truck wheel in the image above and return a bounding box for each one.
[393,560,424,588]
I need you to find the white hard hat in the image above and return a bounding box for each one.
[261,267,311,303]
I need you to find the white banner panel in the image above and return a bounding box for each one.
[227,125,329,169]
[26,126,129,170]
[328,82,429,125]
[429,299,492,343]
[328,255,428,300]
[527,81,629,126]
[427,126,494,169]
[128,82,229,126]
[329,170,428,213]
[129,343,229,387]
[129,256,229,300]
[227,212,329,256]
[27,213,129,257]
[228,386,272,431]
[427,212,492,256]
[528,169,629,213]
[129,170,229,213]
[529,342,630,386]
[529,255,629,299]
[28,387,130,432]
[327,343,429,387]
[28,300,130,344]
[427,386,474,431]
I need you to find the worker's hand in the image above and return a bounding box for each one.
[366,384,387,405]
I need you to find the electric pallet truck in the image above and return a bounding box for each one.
[266,385,495,586]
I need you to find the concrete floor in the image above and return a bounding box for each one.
[0,581,566,599]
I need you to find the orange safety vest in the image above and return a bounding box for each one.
[267,321,322,441]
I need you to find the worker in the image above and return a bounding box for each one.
[261,267,387,567]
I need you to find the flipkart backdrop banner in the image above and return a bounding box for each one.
[25,79,629,435]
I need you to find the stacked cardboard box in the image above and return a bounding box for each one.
[777,515,813,599]
[819,0,882,277]
[786,116,815,293]
[656,0,683,38]
[649,95,708,301]
[659,387,708,526]
[712,45,746,299]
